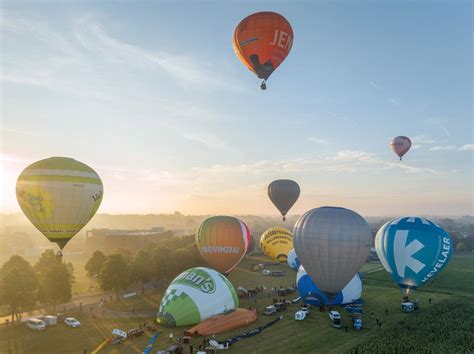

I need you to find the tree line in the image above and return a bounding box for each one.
[85,234,205,298]
[0,234,205,324]
[0,250,74,323]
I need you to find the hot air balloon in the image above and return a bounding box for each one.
[390,136,411,160]
[267,179,300,221]
[297,266,362,306]
[260,227,293,262]
[16,157,103,253]
[293,207,372,297]
[196,216,251,275]
[157,267,238,327]
[287,248,300,270]
[233,12,293,90]
[375,217,452,300]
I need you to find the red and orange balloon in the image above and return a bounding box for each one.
[233,12,293,89]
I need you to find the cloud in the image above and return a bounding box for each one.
[308,137,329,145]
[439,125,451,137]
[458,144,474,151]
[412,135,435,145]
[430,145,459,151]
[181,131,229,150]
[369,81,380,90]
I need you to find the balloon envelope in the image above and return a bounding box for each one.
[287,248,300,270]
[157,267,238,327]
[267,179,300,221]
[196,216,251,274]
[260,227,293,262]
[233,12,293,83]
[16,157,103,250]
[293,207,372,295]
[375,217,452,296]
[390,136,411,160]
[297,266,362,306]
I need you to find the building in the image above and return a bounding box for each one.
[85,227,174,255]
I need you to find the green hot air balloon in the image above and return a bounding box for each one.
[268,180,300,221]
[16,157,103,251]
[157,267,238,327]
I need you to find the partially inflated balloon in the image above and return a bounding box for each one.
[157,267,238,327]
[267,179,300,221]
[375,217,452,298]
[260,227,293,262]
[16,157,103,250]
[390,136,411,160]
[233,12,293,89]
[196,216,251,275]
[293,207,372,296]
[297,266,362,306]
[287,249,300,270]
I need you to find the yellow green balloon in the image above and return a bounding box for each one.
[260,227,293,262]
[16,157,103,250]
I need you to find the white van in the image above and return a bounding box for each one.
[41,315,57,326]
[27,318,46,331]
[329,310,342,328]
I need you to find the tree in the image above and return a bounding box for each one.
[85,250,107,277]
[35,250,73,312]
[99,254,131,299]
[151,245,176,285]
[131,250,154,293]
[0,255,38,323]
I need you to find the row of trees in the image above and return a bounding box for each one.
[0,250,74,323]
[0,234,205,323]
[85,234,205,298]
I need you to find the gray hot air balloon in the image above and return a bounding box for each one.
[267,179,300,221]
[293,206,371,297]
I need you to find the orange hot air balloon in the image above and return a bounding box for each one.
[196,216,251,275]
[233,12,293,89]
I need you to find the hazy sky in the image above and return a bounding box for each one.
[1,1,472,216]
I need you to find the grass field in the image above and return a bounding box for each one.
[0,255,472,353]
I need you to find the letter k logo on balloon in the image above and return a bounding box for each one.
[394,230,426,277]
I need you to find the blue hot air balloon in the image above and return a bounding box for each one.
[375,217,453,299]
[287,249,301,270]
[296,266,362,306]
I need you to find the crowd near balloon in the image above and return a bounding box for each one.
[14,9,451,338]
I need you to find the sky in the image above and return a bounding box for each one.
[0,0,472,217]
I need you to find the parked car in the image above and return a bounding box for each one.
[352,313,363,330]
[127,328,145,339]
[64,317,81,328]
[262,269,271,276]
[271,270,285,276]
[27,318,46,331]
[295,310,307,321]
[329,310,342,328]
[264,305,277,316]
[41,315,57,326]
[109,337,125,345]
[300,307,310,316]
[274,302,287,311]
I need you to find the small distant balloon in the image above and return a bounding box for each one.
[375,217,452,299]
[233,12,293,89]
[267,179,300,221]
[16,157,103,251]
[390,136,411,160]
